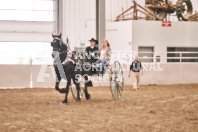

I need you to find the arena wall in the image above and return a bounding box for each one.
[132,20,198,63]
[0,63,198,89]
[124,63,198,85]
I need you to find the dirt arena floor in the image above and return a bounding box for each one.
[0,84,198,132]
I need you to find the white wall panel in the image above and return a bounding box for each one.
[132,20,198,63]
[105,0,133,53]
[0,32,52,42]
[61,0,96,49]
[0,21,54,33]
[106,21,132,52]
[0,20,54,42]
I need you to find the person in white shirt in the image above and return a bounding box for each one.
[96,39,111,74]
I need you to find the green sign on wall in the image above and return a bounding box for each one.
[80,43,85,47]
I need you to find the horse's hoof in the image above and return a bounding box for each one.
[86,94,91,100]
[60,100,67,105]
[59,88,66,93]
[74,99,81,103]
[60,102,67,105]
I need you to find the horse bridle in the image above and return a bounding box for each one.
[53,37,68,55]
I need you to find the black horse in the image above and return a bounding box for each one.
[51,34,81,105]
[51,34,92,104]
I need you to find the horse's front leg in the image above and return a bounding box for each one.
[54,65,62,92]
[84,76,91,100]
[55,74,61,92]
[73,76,80,101]
[55,72,67,93]
[61,78,71,105]
[55,75,67,94]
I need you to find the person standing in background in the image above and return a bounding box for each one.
[128,55,143,91]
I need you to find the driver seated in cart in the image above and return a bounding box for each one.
[96,39,111,75]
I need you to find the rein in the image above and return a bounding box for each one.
[59,50,68,55]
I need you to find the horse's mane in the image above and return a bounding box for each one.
[59,42,67,51]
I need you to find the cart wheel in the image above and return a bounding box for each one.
[71,76,85,101]
[110,61,124,100]
[98,65,111,86]
[155,11,167,20]
[146,1,167,21]
[176,0,193,21]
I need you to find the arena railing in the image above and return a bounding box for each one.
[0,51,198,65]
[138,51,198,63]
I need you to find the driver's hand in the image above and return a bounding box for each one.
[91,53,94,56]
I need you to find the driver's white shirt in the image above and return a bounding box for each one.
[99,48,106,60]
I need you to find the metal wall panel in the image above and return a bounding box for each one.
[61,0,96,49]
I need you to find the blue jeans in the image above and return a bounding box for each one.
[96,60,107,73]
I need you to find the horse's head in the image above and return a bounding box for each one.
[51,33,68,62]
[51,33,62,51]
